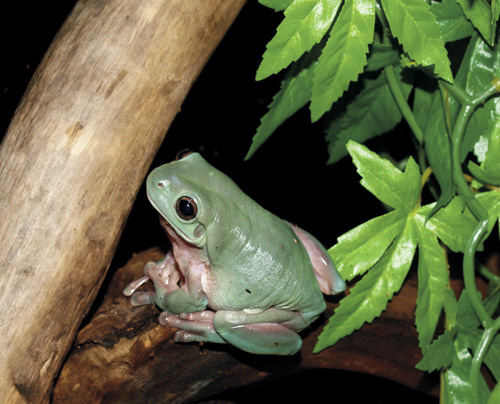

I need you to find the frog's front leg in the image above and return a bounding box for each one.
[123,252,207,314]
[161,307,322,355]
[123,252,179,306]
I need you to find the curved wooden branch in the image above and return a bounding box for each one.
[0,1,245,402]
[52,248,439,403]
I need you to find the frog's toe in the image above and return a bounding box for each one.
[130,291,157,306]
[174,330,204,342]
[143,261,158,276]
[159,311,225,343]
[178,310,215,322]
[158,311,174,326]
[123,275,150,297]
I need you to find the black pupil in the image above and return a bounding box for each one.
[178,198,195,218]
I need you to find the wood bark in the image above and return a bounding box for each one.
[0,1,245,402]
[52,248,440,403]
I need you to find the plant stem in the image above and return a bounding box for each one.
[449,80,500,403]
[470,319,500,404]
[384,65,425,143]
[478,260,500,285]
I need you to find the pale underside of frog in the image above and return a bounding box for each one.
[124,151,345,355]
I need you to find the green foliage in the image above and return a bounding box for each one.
[250,0,500,402]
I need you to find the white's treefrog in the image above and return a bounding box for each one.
[124,151,345,355]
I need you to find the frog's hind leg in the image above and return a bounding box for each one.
[213,309,308,355]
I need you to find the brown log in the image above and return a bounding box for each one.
[52,248,439,403]
[0,1,245,402]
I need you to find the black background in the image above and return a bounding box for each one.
[0,2,435,403]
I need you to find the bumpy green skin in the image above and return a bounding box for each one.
[124,152,345,355]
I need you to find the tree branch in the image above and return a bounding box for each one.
[0,1,245,402]
[53,248,439,403]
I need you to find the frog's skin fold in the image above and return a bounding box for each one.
[124,151,345,355]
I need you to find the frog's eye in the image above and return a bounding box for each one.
[175,149,193,160]
[176,196,197,220]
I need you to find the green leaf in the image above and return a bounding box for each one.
[365,43,400,72]
[442,342,475,404]
[430,0,475,43]
[325,68,414,164]
[468,111,500,186]
[484,332,500,383]
[330,209,407,281]
[412,75,436,145]
[416,327,457,372]
[246,48,319,160]
[315,217,417,352]
[414,218,449,352]
[488,382,500,404]
[256,0,341,80]
[456,0,500,45]
[310,0,375,122]
[440,290,492,404]
[443,287,459,329]
[381,0,453,82]
[259,0,293,12]
[475,191,500,237]
[456,34,500,163]
[416,197,478,253]
[422,84,455,215]
[347,141,421,211]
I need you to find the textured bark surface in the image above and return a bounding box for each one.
[0,1,245,402]
[53,248,439,403]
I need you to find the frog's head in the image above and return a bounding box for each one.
[146,150,227,248]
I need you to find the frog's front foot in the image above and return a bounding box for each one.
[123,255,182,307]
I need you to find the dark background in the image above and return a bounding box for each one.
[0,2,433,403]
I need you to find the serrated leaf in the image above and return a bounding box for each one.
[414,219,449,352]
[416,197,478,253]
[347,141,421,211]
[442,342,475,404]
[455,289,500,385]
[256,0,341,80]
[325,68,414,164]
[381,0,453,82]
[314,217,417,352]
[416,327,457,372]
[246,48,320,160]
[329,209,407,281]
[440,289,492,404]
[431,0,474,42]
[456,0,500,45]
[310,0,375,122]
